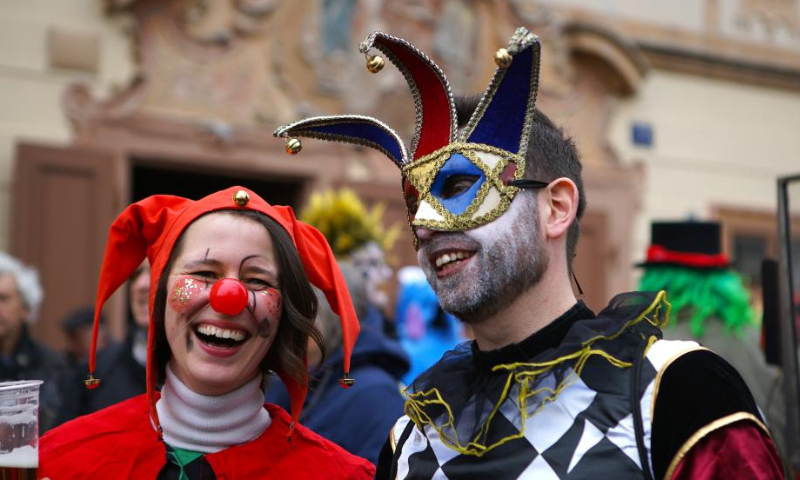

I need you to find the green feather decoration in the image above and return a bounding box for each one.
[638,266,757,338]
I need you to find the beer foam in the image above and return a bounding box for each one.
[0,406,37,424]
[0,445,38,468]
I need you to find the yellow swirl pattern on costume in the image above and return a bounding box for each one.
[403,291,672,457]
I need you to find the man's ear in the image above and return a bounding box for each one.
[543,177,579,241]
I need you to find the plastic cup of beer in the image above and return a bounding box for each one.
[0,380,42,480]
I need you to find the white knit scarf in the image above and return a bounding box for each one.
[156,364,272,453]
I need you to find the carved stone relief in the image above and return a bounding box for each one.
[736,0,800,39]
[142,1,294,125]
[433,0,478,92]
[70,0,645,164]
[70,0,304,134]
[300,0,386,108]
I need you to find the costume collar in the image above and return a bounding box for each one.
[156,364,271,453]
[471,301,594,372]
[403,291,670,457]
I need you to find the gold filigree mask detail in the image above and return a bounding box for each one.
[402,143,526,232]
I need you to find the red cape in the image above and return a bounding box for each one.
[40,394,375,479]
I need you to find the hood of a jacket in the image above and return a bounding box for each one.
[321,325,410,381]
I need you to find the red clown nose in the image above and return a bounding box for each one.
[210,278,249,316]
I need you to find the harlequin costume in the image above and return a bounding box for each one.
[275,28,783,479]
[39,187,375,479]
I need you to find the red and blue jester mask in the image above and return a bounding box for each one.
[275,27,542,243]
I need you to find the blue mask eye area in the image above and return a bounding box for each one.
[430,153,486,215]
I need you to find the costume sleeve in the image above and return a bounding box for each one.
[374,434,395,480]
[375,416,415,480]
[651,349,783,479]
[670,421,783,480]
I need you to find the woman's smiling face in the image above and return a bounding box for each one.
[164,212,283,395]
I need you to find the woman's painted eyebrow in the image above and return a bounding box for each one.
[181,256,277,278]
[240,255,278,278]
[245,265,279,279]
[183,258,223,270]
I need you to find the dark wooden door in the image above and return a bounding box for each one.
[11,143,119,350]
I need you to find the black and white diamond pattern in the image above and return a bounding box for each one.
[394,349,662,479]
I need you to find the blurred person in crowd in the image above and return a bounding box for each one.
[278,27,783,479]
[394,266,466,384]
[301,189,398,334]
[40,188,374,479]
[65,261,150,419]
[61,306,107,365]
[638,220,786,458]
[266,262,409,464]
[0,251,71,433]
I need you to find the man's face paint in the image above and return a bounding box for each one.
[416,191,549,324]
[402,143,525,236]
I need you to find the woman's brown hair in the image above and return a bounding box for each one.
[151,209,324,386]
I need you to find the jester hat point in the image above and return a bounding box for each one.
[87,186,360,437]
[275,27,544,241]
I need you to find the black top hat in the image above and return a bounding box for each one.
[639,221,730,269]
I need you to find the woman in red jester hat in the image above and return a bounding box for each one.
[39,187,375,479]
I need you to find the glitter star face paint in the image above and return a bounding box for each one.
[163,213,282,396]
[168,277,206,315]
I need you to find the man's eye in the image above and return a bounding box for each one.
[405,193,419,213]
[442,175,479,199]
[403,180,420,214]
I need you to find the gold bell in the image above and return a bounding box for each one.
[366,55,385,73]
[339,375,355,388]
[494,48,513,68]
[233,189,250,206]
[84,373,100,390]
[285,138,302,155]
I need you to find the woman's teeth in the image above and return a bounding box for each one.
[435,251,471,269]
[196,324,246,342]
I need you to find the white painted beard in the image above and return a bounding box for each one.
[418,193,549,324]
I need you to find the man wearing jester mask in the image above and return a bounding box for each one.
[277,28,783,479]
